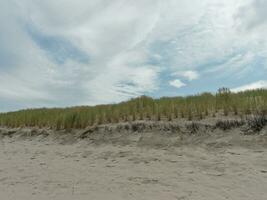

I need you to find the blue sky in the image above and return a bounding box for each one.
[0,0,267,112]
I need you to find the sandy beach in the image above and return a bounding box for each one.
[1,0,267,199]
[0,121,267,200]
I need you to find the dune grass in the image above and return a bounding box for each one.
[0,88,266,129]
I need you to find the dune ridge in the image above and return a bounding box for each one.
[0,116,266,200]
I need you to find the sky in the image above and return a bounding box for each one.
[1,0,267,112]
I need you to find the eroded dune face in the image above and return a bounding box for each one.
[0,120,266,200]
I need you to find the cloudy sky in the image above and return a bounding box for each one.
[1,0,267,112]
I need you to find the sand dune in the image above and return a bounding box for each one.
[0,120,266,200]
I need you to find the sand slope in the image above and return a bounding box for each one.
[0,121,267,200]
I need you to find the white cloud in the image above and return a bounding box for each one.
[83,64,160,104]
[0,0,267,111]
[232,80,267,92]
[169,79,186,89]
[172,70,199,81]
[235,0,267,32]
[235,0,267,53]
[152,0,249,71]
[204,52,256,78]
[0,0,161,109]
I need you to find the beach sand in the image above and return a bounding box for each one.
[0,121,266,200]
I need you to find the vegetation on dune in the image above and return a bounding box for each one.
[0,88,266,129]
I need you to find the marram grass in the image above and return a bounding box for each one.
[0,88,266,129]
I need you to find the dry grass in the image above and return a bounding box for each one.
[0,88,266,129]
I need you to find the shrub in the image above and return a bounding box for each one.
[246,115,267,132]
